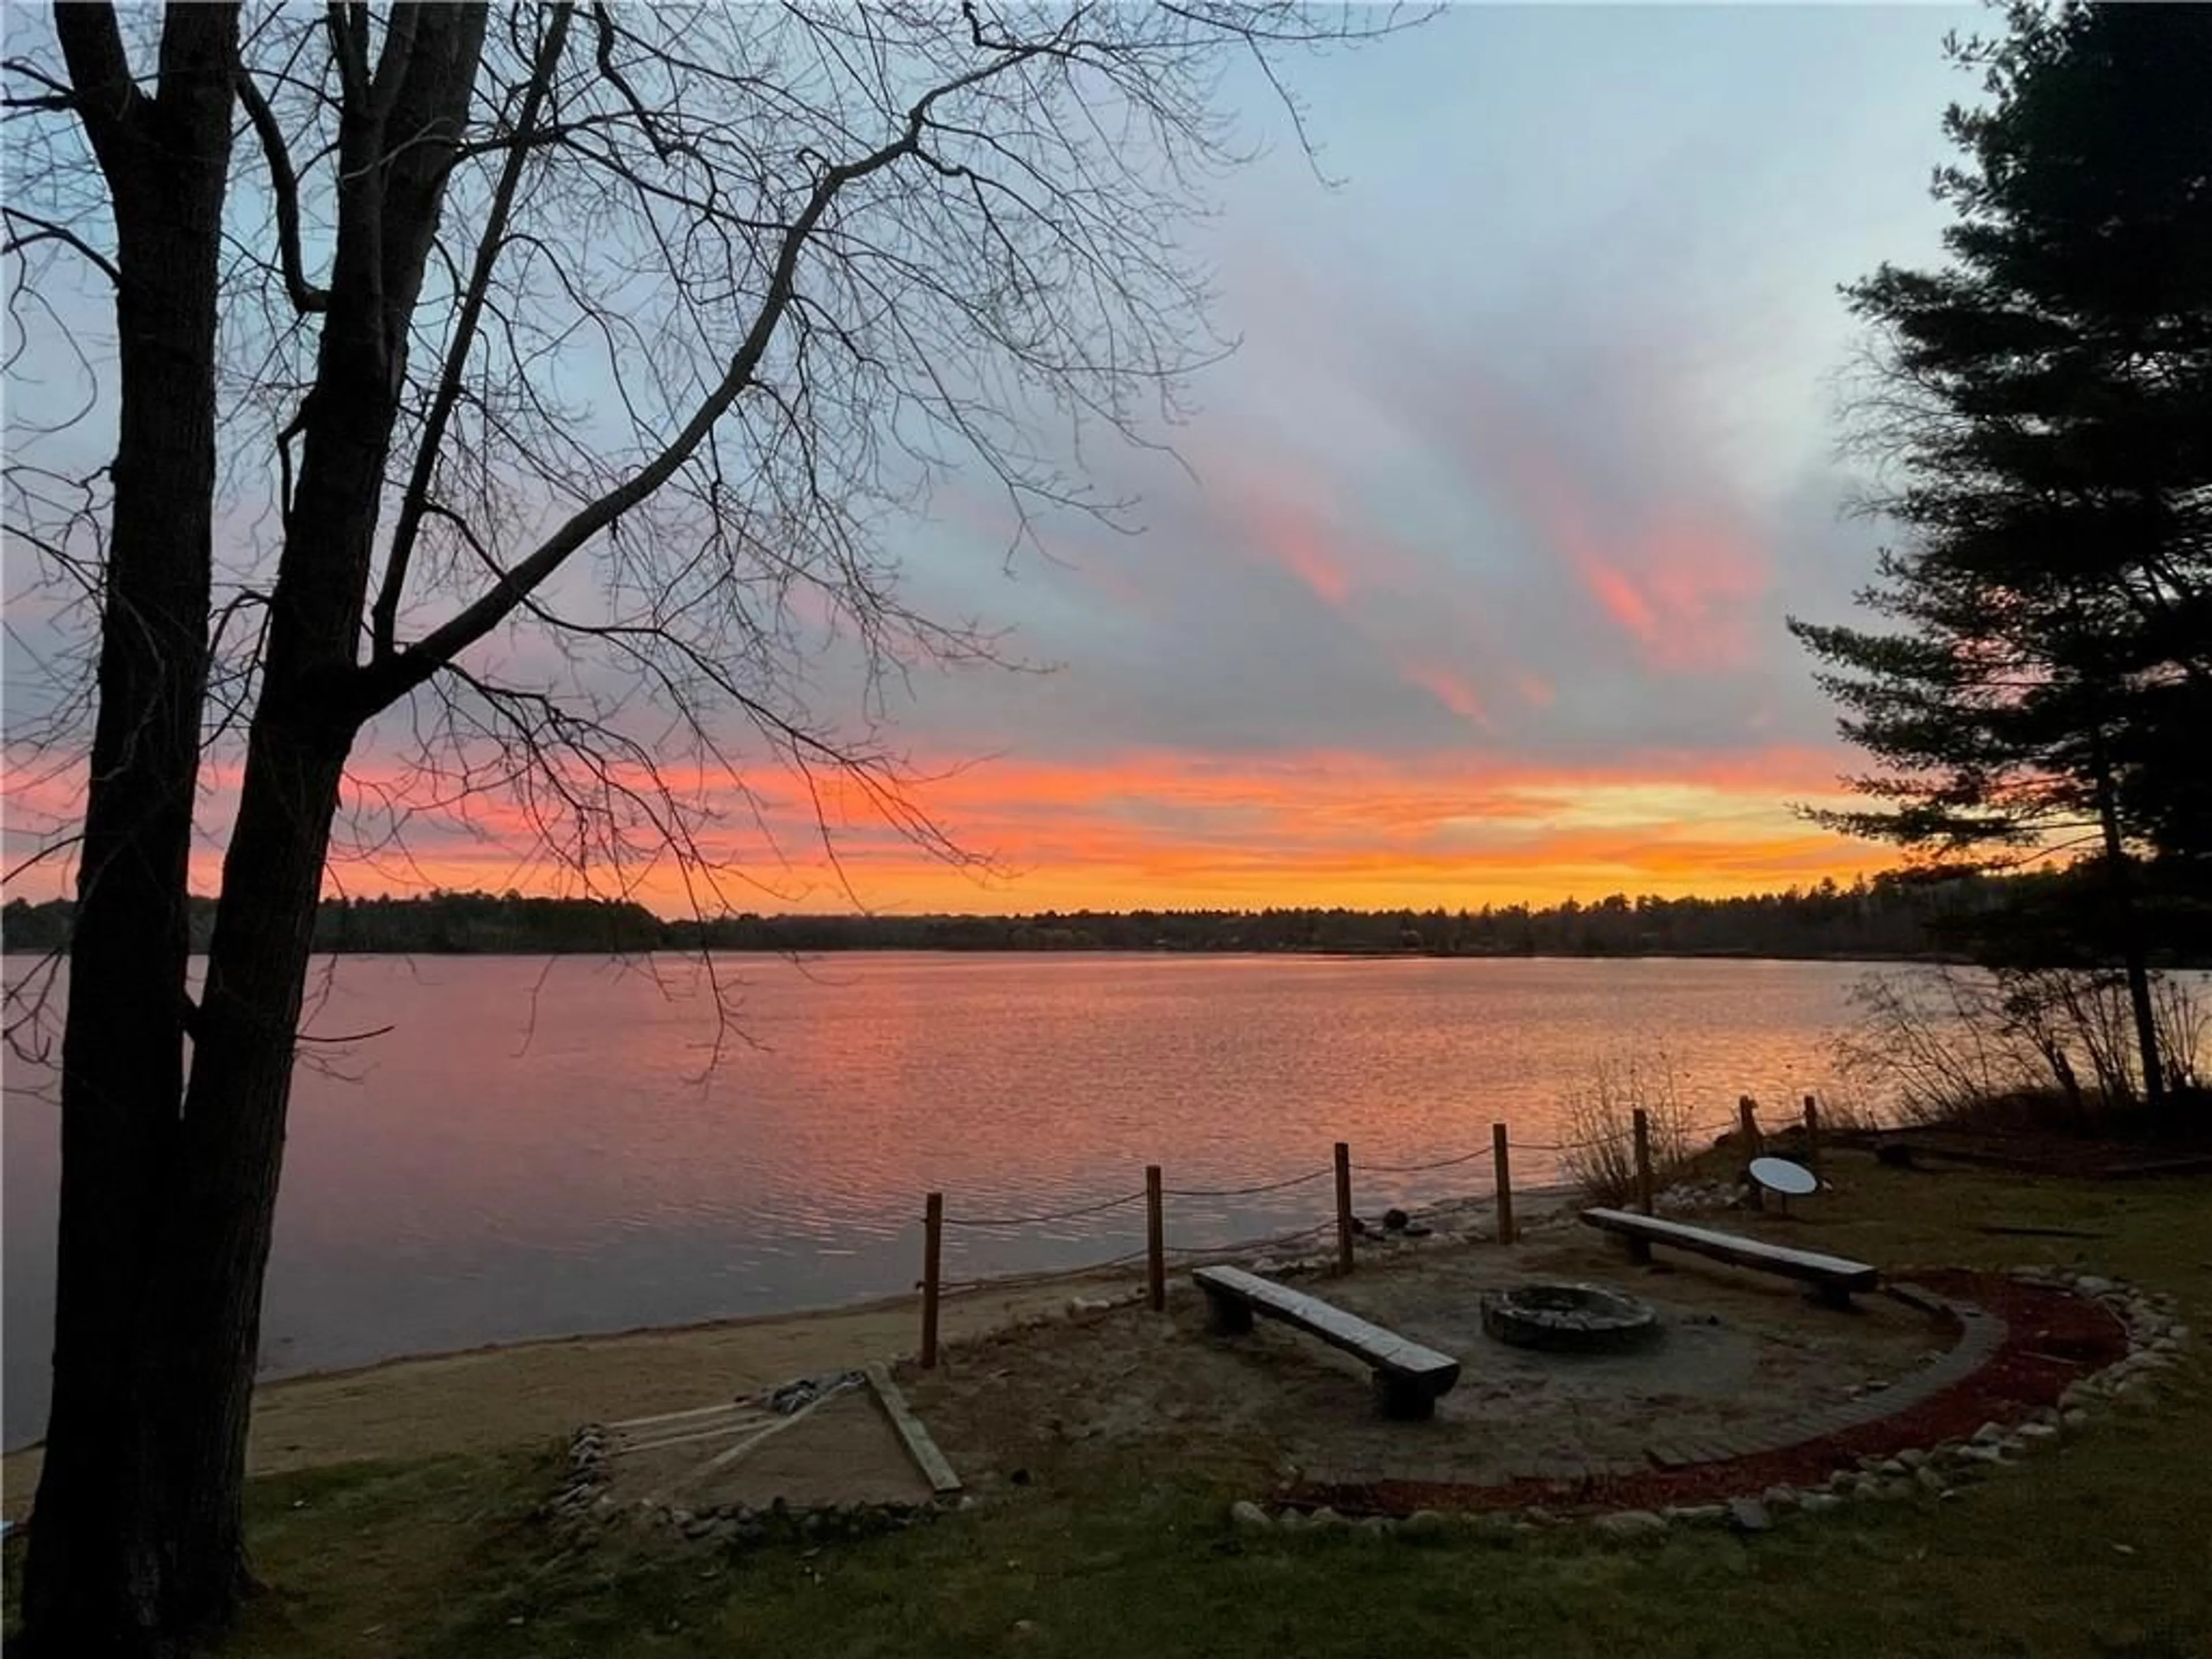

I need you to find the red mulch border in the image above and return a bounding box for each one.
[1285,1272,2128,1518]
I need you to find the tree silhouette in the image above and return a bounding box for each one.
[0,5,1414,1647]
[1791,1,2212,1116]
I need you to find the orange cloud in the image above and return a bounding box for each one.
[7,736,1883,918]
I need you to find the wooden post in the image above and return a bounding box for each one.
[1802,1093,1821,1167]
[1333,1141,1355,1275]
[1633,1107,1654,1217]
[1145,1164,1166,1312]
[1491,1122,1515,1246]
[1738,1094,1762,1155]
[921,1192,944,1369]
[1740,1094,1766,1210]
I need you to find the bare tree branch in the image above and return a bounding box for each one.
[235,67,328,313]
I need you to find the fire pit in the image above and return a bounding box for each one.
[1480,1282,1661,1354]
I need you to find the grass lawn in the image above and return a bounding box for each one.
[8,1154,2211,1657]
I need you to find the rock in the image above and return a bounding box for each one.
[2074,1275,2115,1296]
[1762,1486,1798,1511]
[1897,1448,1927,1470]
[1726,1497,1772,1534]
[1382,1207,1410,1233]
[1308,1506,1350,1531]
[2063,1408,2090,1430]
[2018,1421,2059,1441]
[1229,1501,1272,1533]
[1595,1510,1669,1540]
[1358,1516,1395,1537]
[1878,1459,1908,1479]
[1915,1465,1948,1496]
[1673,1505,1730,1527]
[1403,1510,1448,1537]
[1798,1492,1844,1515]
[1971,1422,2006,1447]
[2169,1324,2192,1345]
[1827,1471,1857,1493]
[1275,1509,1308,1532]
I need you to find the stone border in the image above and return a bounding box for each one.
[1480,1282,1661,1355]
[546,1389,960,1548]
[1238,1268,2187,1540]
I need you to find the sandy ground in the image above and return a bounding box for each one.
[1,1196,1938,1522]
[0,1274,1126,1520]
[908,1226,1946,1498]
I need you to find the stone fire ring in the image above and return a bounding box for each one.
[1481,1281,1661,1354]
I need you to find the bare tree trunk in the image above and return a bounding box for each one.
[22,7,239,1653]
[2093,740,2166,1119]
[26,7,486,1652]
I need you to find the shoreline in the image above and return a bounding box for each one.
[1,1189,1569,1515]
[0,1264,1147,1517]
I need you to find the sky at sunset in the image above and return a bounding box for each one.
[3,5,1982,916]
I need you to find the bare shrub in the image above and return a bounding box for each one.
[1801,1080,1888,1134]
[1837,966,2209,1131]
[1556,1051,1698,1207]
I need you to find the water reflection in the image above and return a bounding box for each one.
[2,952,1863,1446]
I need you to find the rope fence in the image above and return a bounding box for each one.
[941,1190,1146,1230]
[1160,1167,1332,1200]
[915,1092,1824,1365]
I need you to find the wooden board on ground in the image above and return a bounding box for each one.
[865,1363,961,1495]
[599,1387,933,1513]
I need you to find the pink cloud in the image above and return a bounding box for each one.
[1401,662,1487,725]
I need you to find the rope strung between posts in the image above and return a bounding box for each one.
[1361,1145,1493,1174]
[1517,1113,1753,1156]
[941,1188,1146,1229]
[937,1245,1152,1297]
[1164,1221,1334,1266]
[1160,1166,1332,1200]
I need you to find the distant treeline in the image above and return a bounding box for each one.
[7,871,2171,963]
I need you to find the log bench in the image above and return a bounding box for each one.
[1580,1208,1881,1308]
[1192,1264,1460,1419]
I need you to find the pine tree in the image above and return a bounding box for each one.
[1791,1,2212,1112]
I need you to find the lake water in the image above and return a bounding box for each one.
[1,952,1874,1448]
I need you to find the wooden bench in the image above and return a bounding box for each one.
[1580,1208,1880,1308]
[1192,1264,1460,1419]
